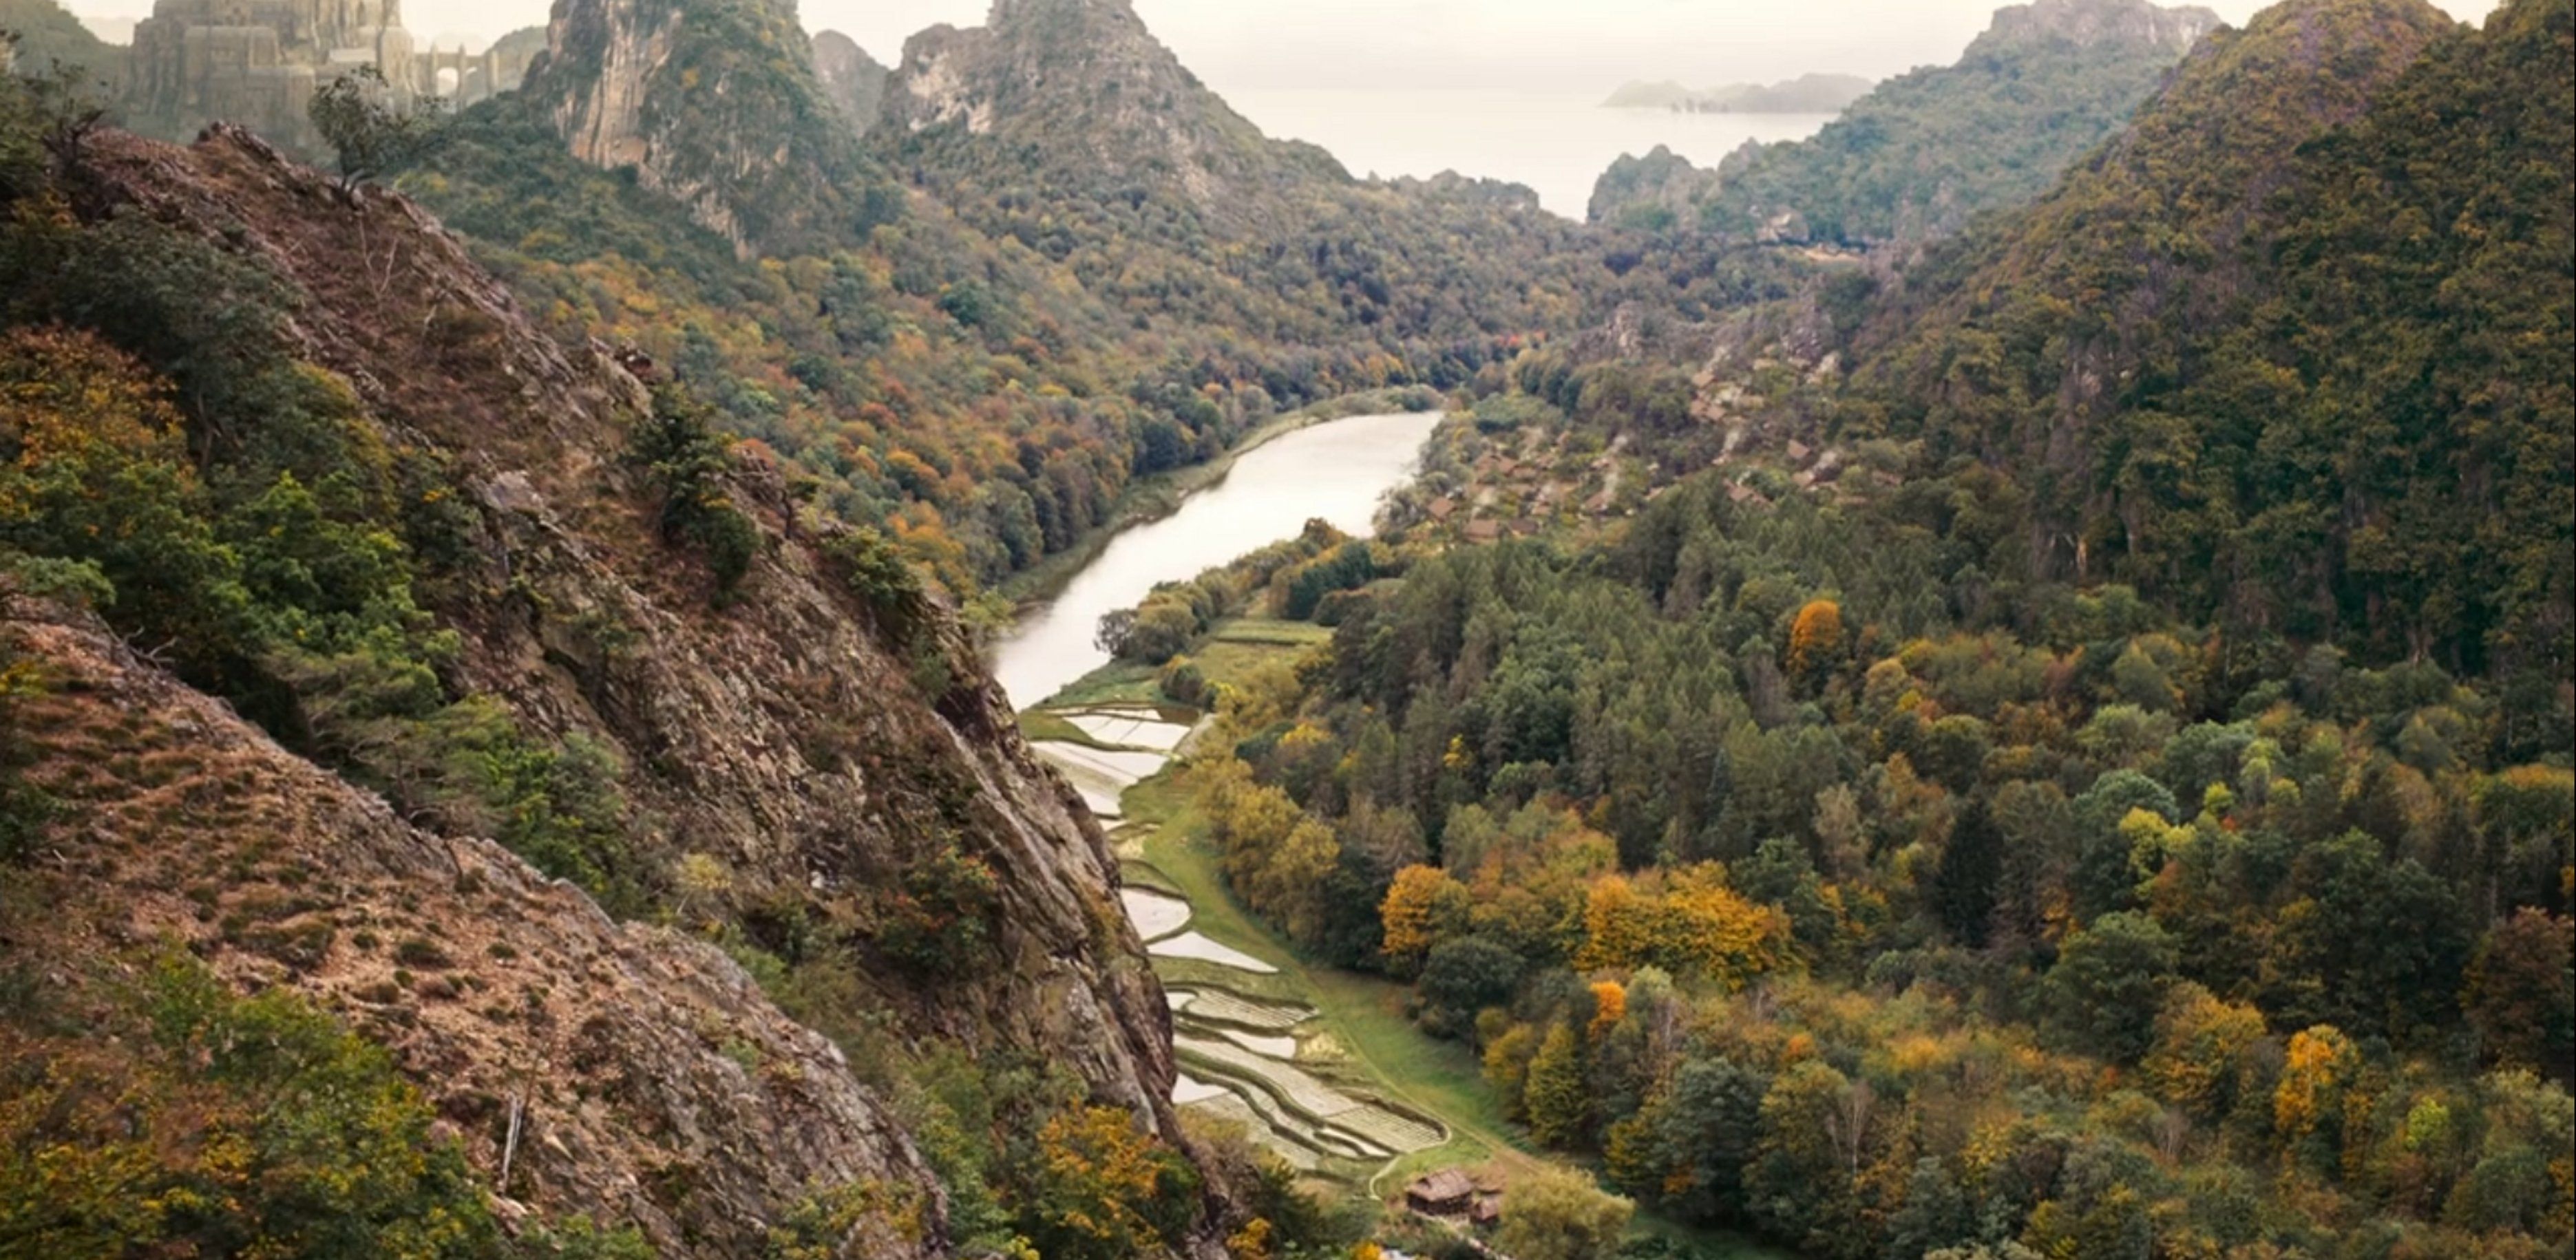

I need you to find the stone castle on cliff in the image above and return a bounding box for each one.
[126,0,532,149]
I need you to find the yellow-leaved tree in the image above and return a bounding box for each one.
[2144,981,2270,1120]
[1379,863,1470,976]
[1786,598,1846,687]
[1660,865,1793,990]
[2274,1025,2359,1151]
[1574,873,1658,972]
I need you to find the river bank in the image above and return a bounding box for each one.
[985,409,1783,1254]
[1020,618,1788,1259]
[989,407,1439,708]
[991,387,1442,610]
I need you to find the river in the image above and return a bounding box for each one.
[990,407,1461,1182]
[990,411,1442,710]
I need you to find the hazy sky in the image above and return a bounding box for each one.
[72,0,2503,92]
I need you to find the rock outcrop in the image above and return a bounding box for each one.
[810,29,887,133]
[1983,0,2222,52]
[3,597,949,1259]
[1587,145,1722,230]
[885,0,1344,217]
[38,120,1207,1255]
[518,0,898,257]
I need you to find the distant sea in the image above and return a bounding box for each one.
[1223,87,1836,222]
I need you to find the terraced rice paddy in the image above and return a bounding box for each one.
[1190,1093,1324,1171]
[1176,1034,1446,1155]
[1033,740,1174,819]
[1172,988,1310,1031]
[1173,1072,1232,1104]
[1220,1029,1299,1059]
[1121,888,1192,941]
[1025,698,1453,1193]
[1148,930,1280,974]
[1062,709,1194,751]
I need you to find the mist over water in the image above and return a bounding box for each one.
[1209,90,1837,220]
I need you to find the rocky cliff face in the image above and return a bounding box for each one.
[1980,0,2224,54]
[41,120,1204,1255]
[518,0,895,256]
[810,30,889,133]
[3,598,949,1257]
[885,0,1342,215]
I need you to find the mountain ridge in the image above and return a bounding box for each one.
[1601,72,1875,113]
[1589,0,2224,243]
[811,29,889,131]
[1855,0,2562,672]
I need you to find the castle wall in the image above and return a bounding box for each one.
[125,0,447,151]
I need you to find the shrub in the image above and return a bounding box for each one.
[633,382,761,601]
[0,635,54,863]
[0,954,504,1257]
[828,527,929,648]
[1158,656,1212,708]
[876,842,1000,976]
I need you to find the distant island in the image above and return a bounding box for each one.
[1603,72,1875,113]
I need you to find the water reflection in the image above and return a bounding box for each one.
[991,412,1439,708]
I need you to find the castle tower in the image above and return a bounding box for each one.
[127,0,423,150]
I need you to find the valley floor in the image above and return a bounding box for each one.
[1024,616,1791,1257]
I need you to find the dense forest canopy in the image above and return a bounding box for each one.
[1,0,2570,1254]
[1132,1,2573,1257]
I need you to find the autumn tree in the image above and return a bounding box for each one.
[1786,598,1846,688]
[2142,982,2270,1120]
[2272,1025,2359,1157]
[1586,980,1627,1044]
[1660,866,1792,987]
[1574,873,1657,972]
[1524,1022,1592,1149]
[2464,908,2575,1082]
[1022,1107,1202,1260]
[1493,1165,1633,1260]
[1379,864,1470,977]
[1484,1022,1541,1120]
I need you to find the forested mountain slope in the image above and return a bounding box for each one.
[0,100,1237,1255]
[0,0,118,83]
[1590,0,2220,244]
[401,0,1696,597]
[877,0,1600,346]
[514,0,898,257]
[1121,2,2574,1257]
[1856,0,2566,708]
